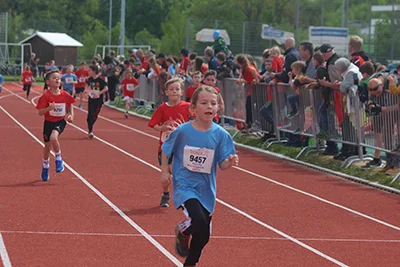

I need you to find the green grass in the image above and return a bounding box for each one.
[2,75,45,87]
[111,96,154,118]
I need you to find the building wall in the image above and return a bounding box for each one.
[23,36,55,66]
[54,47,78,66]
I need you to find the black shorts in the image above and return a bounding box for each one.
[75,87,85,94]
[158,151,174,166]
[43,119,67,142]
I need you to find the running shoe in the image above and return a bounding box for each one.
[78,104,82,109]
[160,194,170,207]
[362,159,383,169]
[174,224,190,257]
[88,132,94,139]
[124,112,128,119]
[41,167,50,181]
[55,159,64,173]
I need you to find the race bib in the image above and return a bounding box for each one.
[183,146,215,174]
[65,77,74,83]
[25,77,31,82]
[49,103,66,117]
[126,84,135,91]
[79,77,86,83]
[89,90,100,99]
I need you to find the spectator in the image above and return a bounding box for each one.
[299,41,316,78]
[349,36,370,68]
[270,38,301,83]
[194,57,208,74]
[156,53,168,71]
[212,30,230,56]
[179,48,190,73]
[204,47,218,71]
[216,52,233,80]
[29,53,38,77]
[136,49,149,72]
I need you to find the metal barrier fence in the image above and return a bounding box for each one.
[132,75,400,184]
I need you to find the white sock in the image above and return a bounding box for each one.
[54,152,62,161]
[43,159,50,169]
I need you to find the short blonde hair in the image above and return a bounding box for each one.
[349,36,363,51]
[165,77,184,90]
[191,86,218,105]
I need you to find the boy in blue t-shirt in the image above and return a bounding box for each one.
[61,64,78,96]
[161,86,239,267]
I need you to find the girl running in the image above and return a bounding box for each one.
[74,62,89,109]
[21,65,35,99]
[86,65,108,139]
[161,86,239,266]
[36,70,75,181]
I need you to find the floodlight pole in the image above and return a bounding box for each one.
[108,0,112,55]
[119,0,125,56]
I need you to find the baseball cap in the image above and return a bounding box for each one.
[318,44,334,53]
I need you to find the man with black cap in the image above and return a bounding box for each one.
[318,44,342,157]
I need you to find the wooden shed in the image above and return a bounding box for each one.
[20,31,83,66]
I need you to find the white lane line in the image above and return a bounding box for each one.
[0,105,182,267]
[19,97,349,266]
[1,230,400,243]
[0,233,12,267]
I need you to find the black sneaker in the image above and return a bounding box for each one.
[159,194,170,207]
[175,224,190,257]
[362,159,382,169]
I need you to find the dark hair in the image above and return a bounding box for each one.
[124,60,130,65]
[204,70,217,79]
[300,41,314,55]
[216,52,226,62]
[359,61,374,76]
[43,70,60,90]
[194,57,204,71]
[89,65,100,74]
[189,52,197,61]
[180,48,189,57]
[103,55,113,65]
[80,61,87,66]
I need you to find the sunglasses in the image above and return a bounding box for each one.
[368,84,381,91]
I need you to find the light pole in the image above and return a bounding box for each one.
[119,0,125,56]
[108,0,112,53]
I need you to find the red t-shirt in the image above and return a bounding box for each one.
[122,77,139,98]
[180,56,190,72]
[272,57,284,73]
[140,56,149,70]
[75,69,89,88]
[200,64,208,74]
[185,85,199,101]
[244,66,258,96]
[148,101,191,152]
[22,71,33,85]
[36,90,75,122]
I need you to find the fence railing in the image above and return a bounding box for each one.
[123,75,400,184]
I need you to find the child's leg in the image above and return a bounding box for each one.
[49,130,61,154]
[158,152,171,207]
[43,142,52,166]
[87,99,102,133]
[180,199,211,266]
[26,85,31,98]
[125,99,130,112]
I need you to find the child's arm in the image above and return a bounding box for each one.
[99,85,109,95]
[250,67,259,84]
[219,154,239,170]
[38,102,55,116]
[160,151,172,187]
[218,93,225,113]
[66,102,74,122]
[153,122,172,133]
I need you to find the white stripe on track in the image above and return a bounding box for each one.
[0,104,183,267]
[0,233,12,267]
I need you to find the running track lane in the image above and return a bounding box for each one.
[4,83,400,266]
[0,86,347,266]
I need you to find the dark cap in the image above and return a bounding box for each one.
[319,44,334,53]
[157,53,166,59]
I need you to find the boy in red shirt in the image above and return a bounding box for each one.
[74,62,89,109]
[148,78,191,207]
[185,71,202,102]
[203,70,225,122]
[36,70,75,181]
[20,65,35,99]
[119,68,139,118]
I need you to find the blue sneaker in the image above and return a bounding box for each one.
[78,104,82,109]
[41,167,50,181]
[55,159,65,173]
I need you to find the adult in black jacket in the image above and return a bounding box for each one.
[270,37,302,83]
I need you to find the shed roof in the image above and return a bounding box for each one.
[20,31,83,47]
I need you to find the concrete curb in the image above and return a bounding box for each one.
[104,104,400,195]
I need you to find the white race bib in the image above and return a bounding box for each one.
[126,84,135,91]
[183,146,215,174]
[65,77,74,83]
[89,90,100,99]
[49,103,66,117]
[25,77,31,82]
[79,77,86,83]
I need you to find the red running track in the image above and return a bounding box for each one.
[0,82,399,267]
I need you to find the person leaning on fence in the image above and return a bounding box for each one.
[235,55,260,128]
[366,77,400,172]
[204,47,218,71]
[349,36,370,68]
[216,52,233,80]
[299,41,317,79]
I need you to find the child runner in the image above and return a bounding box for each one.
[61,64,78,96]
[161,86,239,267]
[148,78,191,207]
[20,65,35,99]
[203,70,225,122]
[185,71,202,102]
[74,62,89,109]
[120,68,139,118]
[86,65,109,139]
[36,70,75,181]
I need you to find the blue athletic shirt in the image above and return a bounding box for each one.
[61,73,78,94]
[0,74,4,84]
[162,122,236,213]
